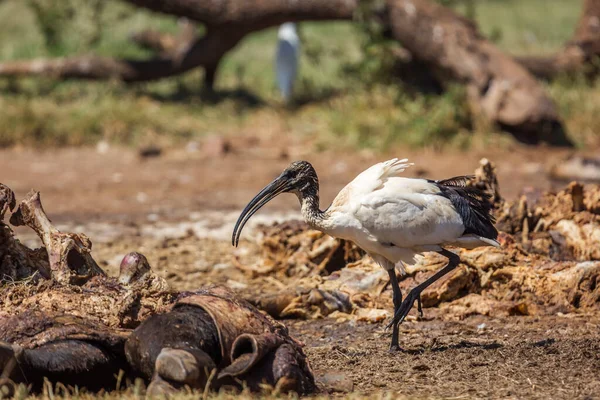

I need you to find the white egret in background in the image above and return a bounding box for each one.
[232,159,499,351]
[275,22,300,103]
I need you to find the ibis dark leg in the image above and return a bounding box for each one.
[387,269,403,351]
[416,296,424,318]
[400,264,423,318]
[388,249,460,330]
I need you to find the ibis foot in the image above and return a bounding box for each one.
[388,343,402,353]
[417,295,424,319]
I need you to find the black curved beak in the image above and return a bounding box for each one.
[232,176,291,247]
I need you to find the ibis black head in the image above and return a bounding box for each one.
[232,161,318,246]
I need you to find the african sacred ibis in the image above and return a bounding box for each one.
[275,23,300,103]
[232,159,499,351]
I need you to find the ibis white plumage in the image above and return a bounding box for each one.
[275,23,300,103]
[232,159,499,351]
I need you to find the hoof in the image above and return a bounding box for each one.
[146,375,179,398]
[0,378,15,399]
[155,348,201,385]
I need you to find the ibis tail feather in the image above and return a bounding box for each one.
[433,176,498,241]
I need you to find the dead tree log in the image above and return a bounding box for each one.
[385,0,571,145]
[517,0,600,80]
[0,0,357,90]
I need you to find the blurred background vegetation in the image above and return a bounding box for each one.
[0,0,595,150]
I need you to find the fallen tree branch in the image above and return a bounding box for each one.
[0,0,357,89]
[0,27,244,89]
[516,0,600,80]
[385,0,571,145]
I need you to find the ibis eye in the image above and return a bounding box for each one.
[284,169,297,179]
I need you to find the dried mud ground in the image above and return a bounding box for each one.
[3,144,600,399]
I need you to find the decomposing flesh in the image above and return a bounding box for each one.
[0,184,315,395]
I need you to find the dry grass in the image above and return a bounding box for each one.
[10,381,405,400]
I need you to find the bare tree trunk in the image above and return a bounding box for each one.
[517,0,600,80]
[385,0,571,145]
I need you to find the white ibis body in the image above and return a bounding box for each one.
[232,159,499,351]
[275,23,300,103]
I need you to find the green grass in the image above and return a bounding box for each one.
[453,0,581,56]
[0,0,597,149]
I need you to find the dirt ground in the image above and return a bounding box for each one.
[0,140,578,221]
[2,142,600,399]
[296,314,600,399]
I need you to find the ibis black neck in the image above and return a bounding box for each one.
[298,180,327,227]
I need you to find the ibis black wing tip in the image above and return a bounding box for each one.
[436,175,475,187]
